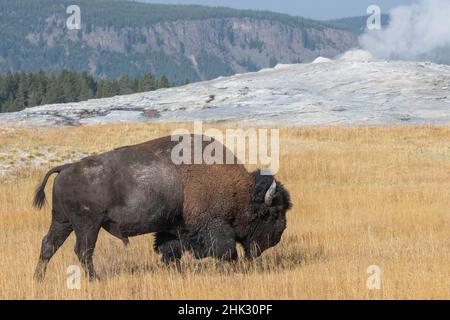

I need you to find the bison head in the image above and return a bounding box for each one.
[243,170,292,259]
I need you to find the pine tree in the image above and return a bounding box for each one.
[132,78,139,92]
[60,70,79,103]
[157,75,170,89]
[28,71,47,107]
[95,80,107,98]
[109,80,120,97]
[0,70,173,113]
[0,76,6,110]
[78,72,95,101]
[139,72,155,92]
[98,79,119,98]
[119,75,133,95]
[2,95,16,113]
[44,74,64,104]
[14,73,29,111]
[0,73,17,112]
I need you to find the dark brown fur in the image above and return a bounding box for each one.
[33,135,292,281]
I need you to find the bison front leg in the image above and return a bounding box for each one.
[210,236,238,262]
[241,241,262,260]
[154,232,183,272]
[198,223,238,262]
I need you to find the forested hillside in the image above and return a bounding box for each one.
[0,70,171,113]
[326,14,390,34]
[0,0,357,82]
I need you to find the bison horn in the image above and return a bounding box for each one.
[264,180,277,206]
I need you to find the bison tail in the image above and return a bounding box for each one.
[33,164,71,210]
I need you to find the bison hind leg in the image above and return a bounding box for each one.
[34,218,73,282]
[73,223,102,281]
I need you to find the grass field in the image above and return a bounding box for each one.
[0,123,449,299]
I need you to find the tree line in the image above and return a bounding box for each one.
[0,70,173,113]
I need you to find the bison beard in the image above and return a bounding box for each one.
[32,135,292,281]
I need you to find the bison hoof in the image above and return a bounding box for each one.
[34,270,45,282]
[88,274,101,282]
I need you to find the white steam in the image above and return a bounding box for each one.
[360,0,450,64]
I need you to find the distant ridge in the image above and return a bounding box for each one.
[0,0,357,82]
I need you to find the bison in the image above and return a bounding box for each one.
[33,135,292,281]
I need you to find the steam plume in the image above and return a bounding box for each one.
[360,0,450,64]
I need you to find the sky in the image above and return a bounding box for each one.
[137,0,417,20]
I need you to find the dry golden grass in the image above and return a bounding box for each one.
[0,123,449,299]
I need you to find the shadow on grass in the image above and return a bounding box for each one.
[100,234,326,278]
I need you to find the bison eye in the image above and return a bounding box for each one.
[269,209,279,218]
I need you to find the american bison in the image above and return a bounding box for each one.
[33,135,292,281]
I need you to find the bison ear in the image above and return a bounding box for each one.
[264,180,277,206]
